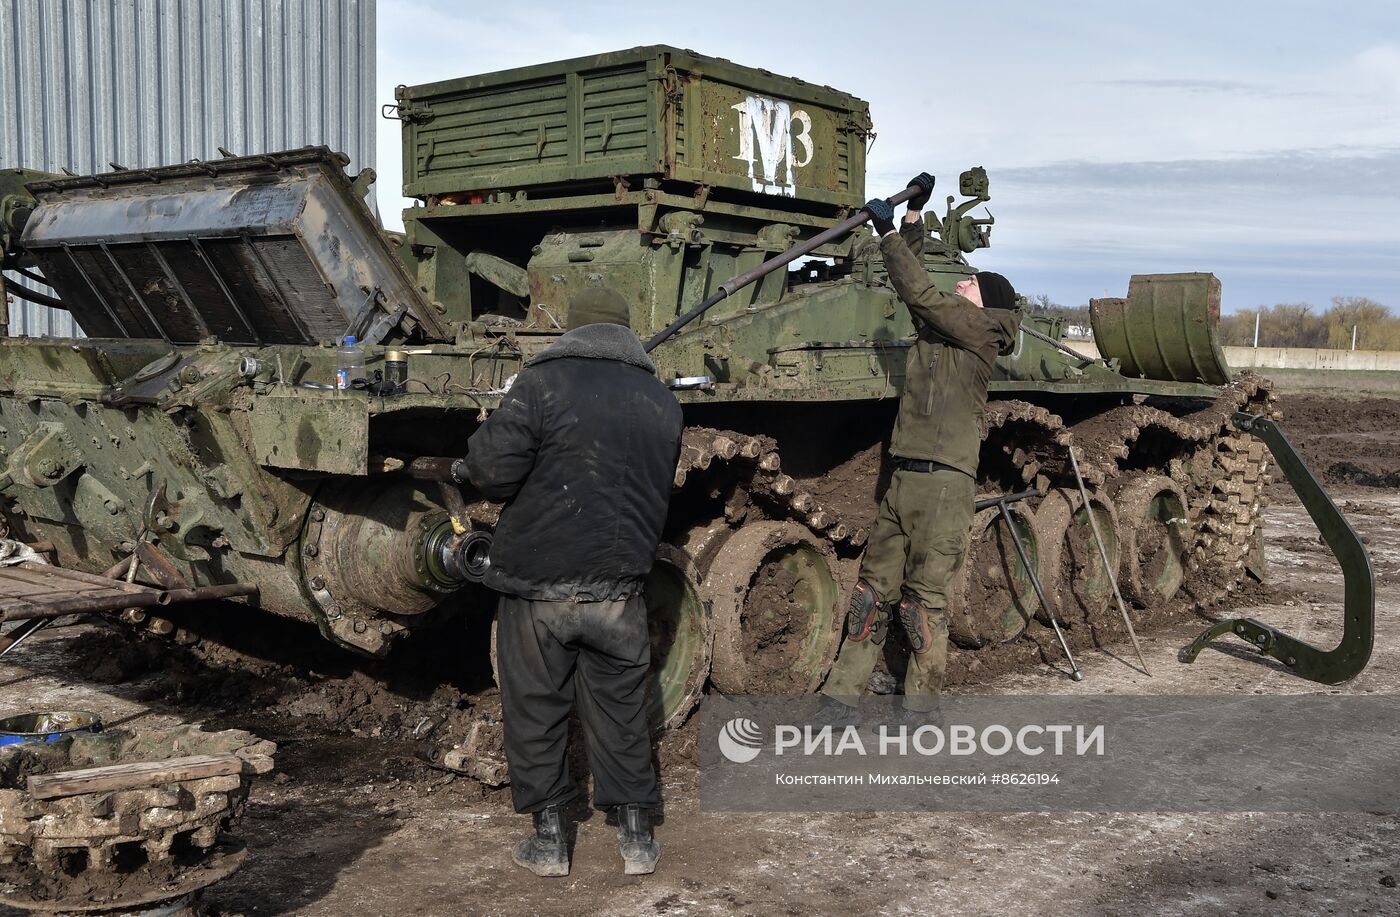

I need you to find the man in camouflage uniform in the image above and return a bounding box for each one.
[821,173,1022,713]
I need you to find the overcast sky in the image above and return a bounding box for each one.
[375,1,1399,312]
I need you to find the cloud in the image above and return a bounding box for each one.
[995,147,1400,195]
[371,2,1400,312]
[1096,78,1313,97]
[1353,44,1400,98]
[972,148,1400,309]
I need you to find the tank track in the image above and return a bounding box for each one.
[672,372,1276,608]
[0,726,273,908]
[672,428,870,547]
[979,374,1275,605]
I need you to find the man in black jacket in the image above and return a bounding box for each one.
[464,286,683,878]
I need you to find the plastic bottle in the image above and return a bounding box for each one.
[336,335,365,390]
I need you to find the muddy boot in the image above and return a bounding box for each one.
[895,698,945,730]
[511,805,569,877]
[809,695,861,728]
[616,803,661,875]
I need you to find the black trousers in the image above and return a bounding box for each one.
[496,593,658,813]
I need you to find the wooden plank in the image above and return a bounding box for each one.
[27,753,244,800]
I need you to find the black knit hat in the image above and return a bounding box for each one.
[974,271,1016,311]
[565,286,631,330]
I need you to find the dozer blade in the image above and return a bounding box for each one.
[1179,412,1374,684]
[1091,273,1233,385]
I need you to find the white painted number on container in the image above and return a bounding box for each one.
[731,96,814,196]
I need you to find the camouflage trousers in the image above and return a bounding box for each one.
[821,467,974,712]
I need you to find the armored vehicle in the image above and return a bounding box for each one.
[0,47,1372,732]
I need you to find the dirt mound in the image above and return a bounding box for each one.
[1328,461,1400,488]
[1275,394,1400,489]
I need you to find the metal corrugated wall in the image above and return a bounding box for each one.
[0,0,377,337]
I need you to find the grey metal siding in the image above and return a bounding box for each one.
[0,0,377,337]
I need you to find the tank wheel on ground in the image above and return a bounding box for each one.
[947,504,1039,648]
[704,522,843,695]
[644,545,713,730]
[1032,487,1120,626]
[1113,474,1189,608]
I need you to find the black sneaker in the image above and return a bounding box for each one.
[511,805,569,877]
[616,803,661,875]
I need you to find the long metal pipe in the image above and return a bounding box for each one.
[1001,504,1083,682]
[0,618,50,659]
[0,582,259,622]
[978,488,1083,681]
[155,583,260,606]
[1067,446,1150,676]
[2,590,163,621]
[975,488,1040,512]
[643,183,923,352]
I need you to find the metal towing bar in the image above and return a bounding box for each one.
[1179,412,1375,684]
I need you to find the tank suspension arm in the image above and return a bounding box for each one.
[643,183,924,353]
[1179,413,1375,684]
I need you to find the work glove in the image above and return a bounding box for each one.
[906,172,935,210]
[864,198,896,236]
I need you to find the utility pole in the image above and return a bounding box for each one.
[1352,324,1358,351]
[1253,311,1261,348]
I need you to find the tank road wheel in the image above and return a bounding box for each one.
[1113,474,1190,608]
[704,522,843,695]
[1032,488,1121,626]
[947,505,1039,648]
[644,545,713,731]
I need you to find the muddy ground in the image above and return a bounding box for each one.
[1,389,1398,916]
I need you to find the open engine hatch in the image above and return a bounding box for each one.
[19,147,449,346]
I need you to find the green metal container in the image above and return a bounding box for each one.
[393,45,870,210]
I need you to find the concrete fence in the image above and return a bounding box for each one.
[1064,341,1400,372]
[1220,347,1400,371]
